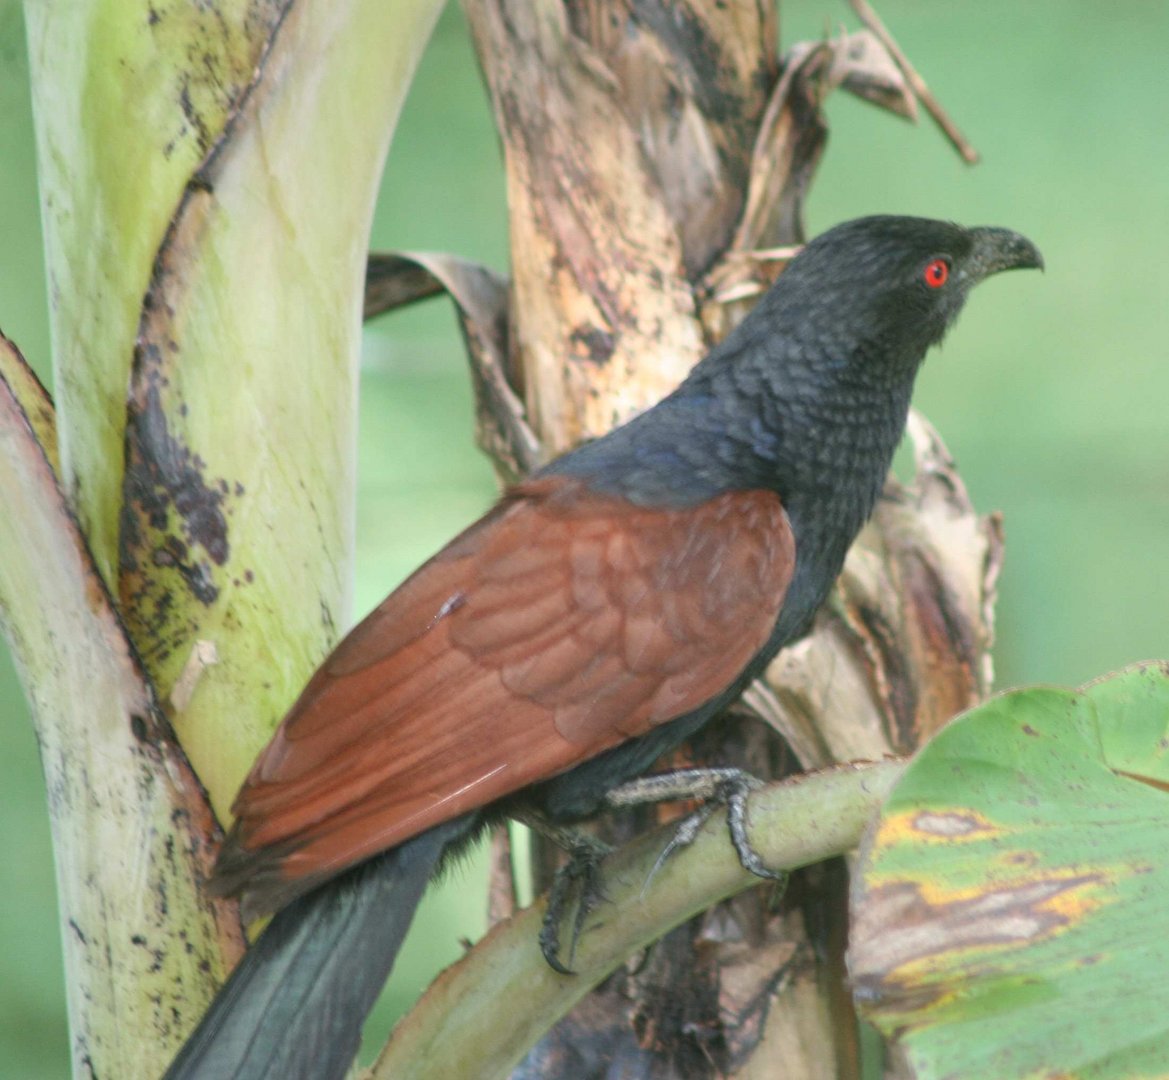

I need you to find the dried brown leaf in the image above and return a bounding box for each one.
[702,27,916,337]
[364,254,448,317]
[787,29,918,121]
[366,250,539,483]
[848,0,980,164]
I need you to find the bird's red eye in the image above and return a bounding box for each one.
[923,258,949,288]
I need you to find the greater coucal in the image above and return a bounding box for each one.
[165,215,1041,1079]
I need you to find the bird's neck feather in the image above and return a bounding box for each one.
[523,328,923,822]
[659,331,919,647]
[541,328,921,648]
[683,332,916,528]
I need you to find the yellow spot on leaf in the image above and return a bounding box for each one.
[875,807,1002,851]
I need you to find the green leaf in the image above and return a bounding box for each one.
[850,661,1169,1079]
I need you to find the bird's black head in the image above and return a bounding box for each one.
[760,215,1043,384]
[545,214,1040,523]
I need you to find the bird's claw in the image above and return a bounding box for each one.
[608,767,785,887]
[539,837,613,974]
[642,801,718,896]
[720,774,785,882]
[537,767,782,970]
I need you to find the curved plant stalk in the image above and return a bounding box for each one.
[373,761,905,1080]
[365,250,539,482]
[13,0,446,1072]
[0,333,243,1079]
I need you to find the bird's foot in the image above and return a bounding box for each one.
[604,767,785,885]
[512,808,614,974]
[538,833,613,974]
[516,768,782,972]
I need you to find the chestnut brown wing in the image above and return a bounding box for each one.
[214,477,795,917]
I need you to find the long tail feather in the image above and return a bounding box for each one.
[165,816,472,1080]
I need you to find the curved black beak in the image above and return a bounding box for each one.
[966,227,1044,279]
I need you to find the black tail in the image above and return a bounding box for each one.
[165,817,472,1080]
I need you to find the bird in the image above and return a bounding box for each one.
[164,215,1041,1079]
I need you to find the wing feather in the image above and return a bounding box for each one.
[214,477,795,915]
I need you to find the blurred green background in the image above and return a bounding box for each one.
[1,1,1166,1074]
